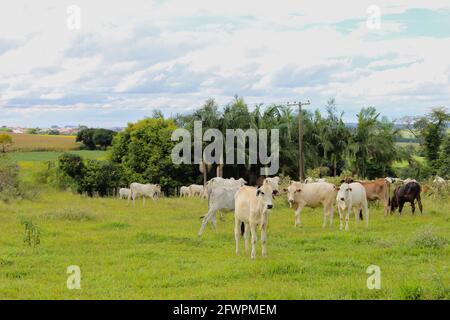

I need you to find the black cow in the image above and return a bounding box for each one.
[390,182,423,214]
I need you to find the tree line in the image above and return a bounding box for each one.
[43,97,449,196]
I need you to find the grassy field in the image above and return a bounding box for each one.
[0,190,448,299]
[9,133,80,152]
[10,150,107,162]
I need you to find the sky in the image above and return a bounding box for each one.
[1,0,449,127]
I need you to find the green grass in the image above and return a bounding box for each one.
[0,191,448,299]
[10,150,107,162]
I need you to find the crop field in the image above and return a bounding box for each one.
[9,134,81,152]
[0,190,448,300]
[10,151,107,163]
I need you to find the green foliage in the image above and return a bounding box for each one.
[111,116,197,194]
[76,127,116,150]
[409,225,448,250]
[78,160,124,196]
[0,133,13,153]
[58,153,85,179]
[438,134,450,178]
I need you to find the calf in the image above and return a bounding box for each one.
[336,182,369,230]
[118,188,131,199]
[285,181,337,227]
[234,181,274,259]
[391,182,423,214]
[189,184,204,197]
[180,186,190,197]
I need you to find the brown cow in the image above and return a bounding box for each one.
[358,179,391,216]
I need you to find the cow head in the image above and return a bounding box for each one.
[256,184,274,211]
[286,182,303,207]
[336,183,352,202]
[263,177,280,195]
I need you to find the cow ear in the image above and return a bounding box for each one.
[340,179,345,184]
[349,188,352,191]
[272,190,278,196]
[296,189,302,193]
[336,187,340,191]
[282,188,288,192]
[256,189,261,196]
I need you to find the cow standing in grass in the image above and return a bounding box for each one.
[234,181,274,259]
[336,182,369,230]
[118,188,131,199]
[285,181,337,228]
[391,181,423,214]
[128,183,160,206]
[180,186,190,197]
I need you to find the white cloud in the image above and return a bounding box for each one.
[0,0,449,125]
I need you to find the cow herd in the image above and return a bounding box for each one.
[115,175,446,259]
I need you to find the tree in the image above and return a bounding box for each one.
[0,133,13,153]
[411,107,449,171]
[58,153,85,180]
[111,116,197,194]
[438,134,450,178]
[76,127,116,150]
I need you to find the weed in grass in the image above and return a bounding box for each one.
[409,225,447,250]
[21,219,40,247]
[41,208,96,221]
[400,283,424,300]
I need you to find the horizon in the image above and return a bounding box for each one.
[1,1,449,127]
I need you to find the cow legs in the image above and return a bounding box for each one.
[322,206,328,228]
[345,206,351,231]
[417,195,423,214]
[250,223,257,259]
[338,206,344,230]
[364,201,369,228]
[411,200,416,214]
[234,218,241,255]
[399,201,404,214]
[244,223,250,253]
[261,224,267,258]
[329,205,334,227]
[294,203,305,227]
[198,208,216,236]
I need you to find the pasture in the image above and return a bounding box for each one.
[9,133,80,152]
[0,190,448,299]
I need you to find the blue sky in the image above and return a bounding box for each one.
[0,1,449,127]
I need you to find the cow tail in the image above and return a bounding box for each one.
[240,222,245,235]
[359,209,363,220]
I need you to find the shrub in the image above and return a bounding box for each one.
[409,226,448,250]
[400,283,424,300]
[21,219,40,248]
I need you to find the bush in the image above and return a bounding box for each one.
[78,160,124,196]
[409,226,448,250]
[58,153,84,179]
[0,156,38,202]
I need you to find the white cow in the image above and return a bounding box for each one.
[305,177,326,183]
[188,184,204,197]
[118,188,131,199]
[180,186,190,197]
[285,181,337,228]
[433,176,447,185]
[336,182,369,230]
[263,176,280,194]
[234,181,274,259]
[128,182,160,206]
[205,177,247,195]
[198,185,241,236]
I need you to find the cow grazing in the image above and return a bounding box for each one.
[391,181,423,214]
[358,178,391,216]
[188,184,204,197]
[234,181,274,259]
[336,182,369,230]
[198,185,241,236]
[285,181,337,228]
[118,188,131,199]
[128,183,160,206]
[180,186,190,197]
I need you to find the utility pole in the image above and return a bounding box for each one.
[287,100,310,181]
